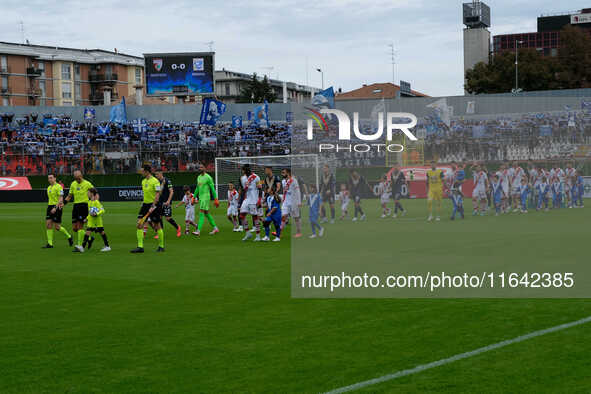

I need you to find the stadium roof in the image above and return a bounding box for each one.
[336,82,429,100]
[0,41,144,66]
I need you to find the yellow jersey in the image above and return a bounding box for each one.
[47,183,64,205]
[68,179,94,204]
[427,169,444,189]
[87,199,105,228]
[142,176,161,204]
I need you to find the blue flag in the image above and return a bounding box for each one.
[232,115,242,128]
[286,111,293,123]
[253,101,269,127]
[312,87,335,109]
[247,111,253,121]
[109,97,127,124]
[83,107,96,121]
[97,124,110,135]
[199,98,227,125]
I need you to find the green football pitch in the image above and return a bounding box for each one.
[0,200,590,393]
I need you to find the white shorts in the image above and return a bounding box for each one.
[227,205,238,217]
[501,183,509,196]
[185,207,195,222]
[473,187,486,200]
[240,200,258,215]
[341,201,350,211]
[281,203,300,218]
[511,185,521,196]
[257,207,264,217]
[380,194,391,204]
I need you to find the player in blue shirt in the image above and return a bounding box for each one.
[490,174,504,216]
[262,187,282,242]
[574,171,584,208]
[536,177,550,211]
[450,186,464,220]
[307,185,324,238]
[519,178,530,213]
[551,178,562,209]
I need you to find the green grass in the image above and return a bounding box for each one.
[0,200,590,393]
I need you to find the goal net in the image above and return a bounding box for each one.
[215,154,321,200]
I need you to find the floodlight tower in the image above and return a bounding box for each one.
[462,0,491,94]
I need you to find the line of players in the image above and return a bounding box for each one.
[449,161,585,219]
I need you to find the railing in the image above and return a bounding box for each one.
[89,73,118,82]
[26,67,42,77]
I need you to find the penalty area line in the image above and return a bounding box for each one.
[322,315,591,394]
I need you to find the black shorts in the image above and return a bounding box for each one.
[393,188,402,200]
[353,194,362,203]
[138,203,162,223]
[72,203,88,223]
[161,204,172,218]
[87,227,105,233]
[322,190,335,204]
[46,205,63,223]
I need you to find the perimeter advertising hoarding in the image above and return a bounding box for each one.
[144,52,215,96]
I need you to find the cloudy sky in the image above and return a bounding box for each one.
[1,0,590,97]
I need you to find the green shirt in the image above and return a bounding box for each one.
[68,179,94,204]
[87,199,105,228]
[194,173,217,201]
[47,183,64,205]
[142,176,161,204]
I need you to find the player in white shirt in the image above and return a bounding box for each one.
[226,182,240,231]
[175,186,198,235]
[239,164,262,241]
[280,168,303,238]
[376,176,392,218]
[338,184,350,220]
[508,162,525,212]
[471,164,488,215]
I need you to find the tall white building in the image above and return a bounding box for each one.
[462,1,491,94]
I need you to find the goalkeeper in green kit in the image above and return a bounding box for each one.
[193,163,220,236]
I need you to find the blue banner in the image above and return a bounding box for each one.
[286,111,294,123]
[472,125,487,138]
[199,98,227,126]
[539,125,552,136]
[253,101,269,127]
[83,107,96,121]
[43,118,58,127]
[231,115,242,128]
[132,118,147,134]
[247,111,253,121]
[109,97,127,124]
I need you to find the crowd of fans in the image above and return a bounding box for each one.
[1,108,590,176]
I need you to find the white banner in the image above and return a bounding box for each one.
[571,13,591,24]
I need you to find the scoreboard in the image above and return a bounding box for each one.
[144,52,215,96]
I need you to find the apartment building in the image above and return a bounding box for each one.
[0,41,144,106]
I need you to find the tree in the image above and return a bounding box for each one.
[465,49,557,94]
[236,73,278,103]
[556,25,591,89]
[465,25,591,94]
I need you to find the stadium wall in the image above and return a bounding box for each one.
[2,89,591,121]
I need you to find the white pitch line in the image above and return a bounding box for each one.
[323,315,591,394]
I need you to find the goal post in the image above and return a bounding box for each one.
[214,154,320,200]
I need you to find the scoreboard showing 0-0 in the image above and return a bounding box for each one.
[144,52,215,96]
